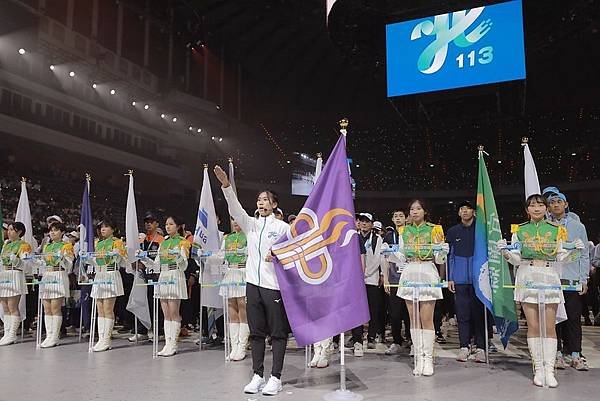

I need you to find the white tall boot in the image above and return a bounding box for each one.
[317,338,332,368]
[95,318,113,352]
[410,329,423,375]
[0,315,14,346]
[157,320,170,356]
[543,338,558,388]
[421,330,435,376]
[40,315,54,348]
[162,321,180,357]
[93,317,105,352]
[236,323,249,361]
[527,337,544,387]
[46,315,62,348]
[228,323,240,361]
[309,342,322,367]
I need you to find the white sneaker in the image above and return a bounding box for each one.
[262,376,283,396]
[409,344,414,356]
[244,374,266,394]
[385,343,402,355]
[353,342,364,357]
[128,334,149,342]
[456,347,470,362]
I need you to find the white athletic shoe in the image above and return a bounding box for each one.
[128,334,149,342]
[243,374,266,394]
[385,343,402,355]
[262,376,283,396]
[354,342,364,357]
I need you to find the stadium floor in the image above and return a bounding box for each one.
[1,322,598,401]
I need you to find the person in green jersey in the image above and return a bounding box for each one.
[38,222,74,348]
[219,217,249,361]
[0,222,32,346]
[499,194,584,388]
[87,220,127,352]
[391,199,449,377]
[139,215,190,357]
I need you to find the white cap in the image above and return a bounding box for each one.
[373,221,383,230]
[46,215,63,224]
[358,212,373,221]
[68,231,80,239]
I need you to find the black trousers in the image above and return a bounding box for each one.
[454,284,486,349]
[118,269,134,329]
[388,285,411,344]
[351,284,385,344]
[246,283,290,379]
[585,270,599,317]
[556,291,583,354]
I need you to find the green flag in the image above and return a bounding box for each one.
[473,150,518,347]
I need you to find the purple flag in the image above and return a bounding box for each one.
[272,135,369,346]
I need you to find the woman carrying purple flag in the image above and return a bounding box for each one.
[214,165,290,396]
[389,200,448,376]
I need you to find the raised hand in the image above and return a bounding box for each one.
[213,165,230,187]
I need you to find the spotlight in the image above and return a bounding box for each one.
[144,104,149,110]
[131,101,136,106]
[429,164,435,168]
[497,160,502,164]
[160,113,165,119]
[216,105,221,110]
[110,89,116,95]
[286,160,290,164]
[18,48,26,55]
[571,152,576,156]
[355,164,360,168]
[69,71,75,77]
[219,137,223,142]
[49,65,55,71]
[92,83,97,89]
[211,136,215,140]
[188,126,193,131]
[172,117,177,122]
[197,128,202,133]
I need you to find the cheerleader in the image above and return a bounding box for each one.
[498,194,583,388]
[139,216,190,357]
[88,220,126,352]
[220,217,249,361]
[393,200,448,376]
[214,165,290,396]
[0,222,32,346]
[39,222,74,348]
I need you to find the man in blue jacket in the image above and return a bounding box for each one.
[544,187,590,371]
[446,201,486,363]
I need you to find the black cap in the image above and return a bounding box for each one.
[144,212,158,222]
[458,200,475,210]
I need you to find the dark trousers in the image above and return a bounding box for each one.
[388,285,411,344]
[352,284,384,344]
[557,291,583,354]
[24,285,38,330]
[454,284,486,349]
[118,269,134,329]
[246,283,290,379]
[585,270,599,317]
[80,286,92,330]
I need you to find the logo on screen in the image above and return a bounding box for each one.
[411,7,493,74]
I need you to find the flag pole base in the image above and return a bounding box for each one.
[323,390,364,401]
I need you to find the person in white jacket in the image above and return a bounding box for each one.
[214,165,290,396]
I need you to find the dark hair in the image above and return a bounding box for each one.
[49,221,67,233]
[525,194,548,208]
[10,222,26,238]
[100,219,119,237]
[391,210,406,217]
[166,215,185,237]
[407,199,429,216]
[257,190,278,206]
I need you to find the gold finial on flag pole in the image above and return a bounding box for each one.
[316,152,322,158]
[204,164,208,169]
[21,177,26,183]
[521,137,529,144]
[85,173,91,182]
[124,170,134,176]
[228,157,233,163]
[339,118,348,130]
[478,145,484,152]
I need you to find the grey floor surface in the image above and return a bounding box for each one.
[1,323,598,401]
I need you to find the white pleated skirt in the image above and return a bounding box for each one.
[0,270,28,297]
[514,263,563,304]
[156,270,188,300]
[219,267,246,298]
[40,270,70,299]
[397,261,443,302]
[91,270,124,299]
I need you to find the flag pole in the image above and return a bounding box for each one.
[323,118,363,401]
[478,146,491,365]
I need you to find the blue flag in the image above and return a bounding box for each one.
[79,179,94,254]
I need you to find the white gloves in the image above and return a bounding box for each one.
[497,239,521,265]
[433,242,449,264]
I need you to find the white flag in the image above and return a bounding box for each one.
[125,174,139,264]
[194,167,222,308]
[314,153,323,184]
[194,167,221,252]
[124,173,151,329]
[523,142,541,199]
[15,180,37,250]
